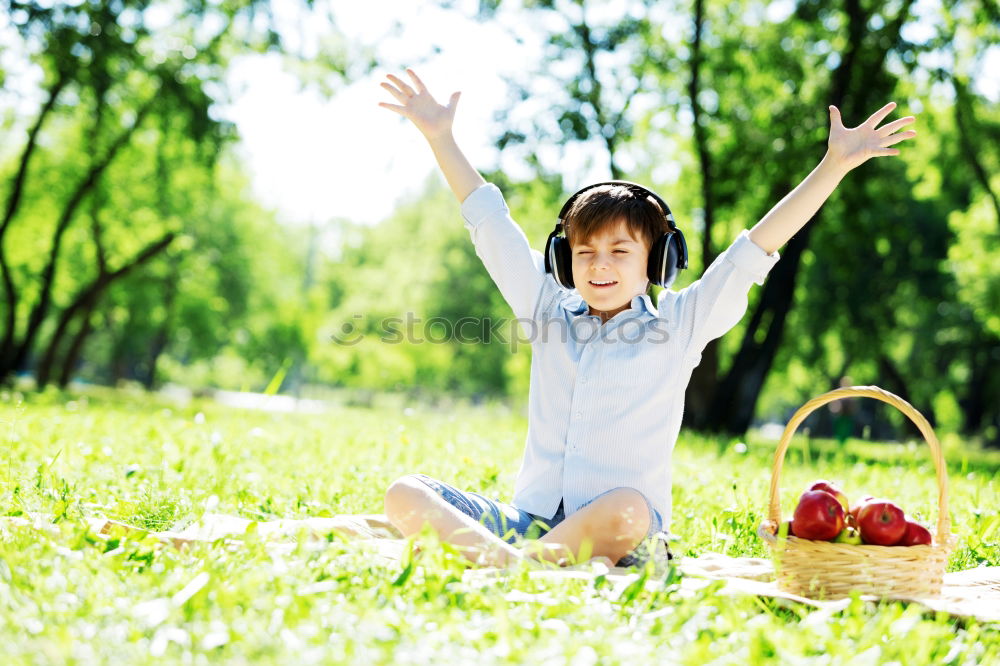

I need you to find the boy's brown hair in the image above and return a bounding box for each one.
[564,184,668,252]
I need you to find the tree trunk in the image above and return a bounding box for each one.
[575,1,622,179]
[36,290,99,388]
[705,216,810,432]
[960,329,1000,437]
[6,94,157,378]
[951,70,1000,226]
[877,353,935,434]
[143,320,170,390]
[143,265,180,390]
[697,0,915,435]
[683,0,722,429]
[107,309,131,386]
[56,298,99,388]
[0,69,70,371]
[34,232,174,387]
[948,58,1000,441]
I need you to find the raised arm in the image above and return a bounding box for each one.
[378,68,486,203]
[379,68,548,323]
[747,102,917,255]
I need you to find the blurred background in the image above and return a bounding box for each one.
[1,0,997,444]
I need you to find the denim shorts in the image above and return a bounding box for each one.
[410,473,669,568]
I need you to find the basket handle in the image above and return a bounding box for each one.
[767,385,950,540]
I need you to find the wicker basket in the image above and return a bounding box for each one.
[758,386,955,599]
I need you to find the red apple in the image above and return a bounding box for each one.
[898,520,933,546]
[849,494,875,523]
[857,499,907,546]
[808,480,850,513]
[792,490,846,540]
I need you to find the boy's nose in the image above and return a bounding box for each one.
[592,255,613,269]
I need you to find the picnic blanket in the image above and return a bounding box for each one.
[4,512,999,623]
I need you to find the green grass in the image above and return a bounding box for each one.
[1,387,997,664]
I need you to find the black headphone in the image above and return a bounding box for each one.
[543,181,688,290]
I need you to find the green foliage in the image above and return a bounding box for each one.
[0,0,363,392]
[949,183,1000,338]
[434,0,1000,438]
[0,389,997,662]
[5,0,999,442]
[312,173,569,399]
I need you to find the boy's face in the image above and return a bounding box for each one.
[571,219,651,321]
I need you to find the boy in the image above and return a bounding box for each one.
[377,68,915,568]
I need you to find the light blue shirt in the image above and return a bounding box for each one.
[461,183,781,533]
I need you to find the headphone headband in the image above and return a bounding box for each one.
[557,180,677,230]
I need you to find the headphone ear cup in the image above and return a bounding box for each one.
[648,230,689,288]
[546,234,575,289]
[661,240,679,288]
[647,233,670,288]
[671,227,688,271]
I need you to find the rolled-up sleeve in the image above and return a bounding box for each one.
[461,183,547,322]
[658,229,780,359]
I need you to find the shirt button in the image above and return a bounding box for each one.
[576,411,583,418]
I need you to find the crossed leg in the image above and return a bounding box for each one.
[533,488,651,565]
[383,476,650,568]
[383,476,525,567]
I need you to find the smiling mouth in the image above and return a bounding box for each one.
[589,280,618,288]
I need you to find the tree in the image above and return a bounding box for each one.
[0,0,365,386]
[478,0,1000,439]
[490,0,658,180]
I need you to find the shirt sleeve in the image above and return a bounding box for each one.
[461,183,548,322]
[657,229,780,360]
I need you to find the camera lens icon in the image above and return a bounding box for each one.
[330,314,364,346]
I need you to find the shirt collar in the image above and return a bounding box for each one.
[565,291,657,319]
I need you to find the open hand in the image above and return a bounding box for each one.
[378,68,460,141]
[826,102,916,172]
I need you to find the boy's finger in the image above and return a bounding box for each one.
[387,74,416,97]
[878,130,916,148]
[876,116,915,137]
[406,68,428,93]
[829,105,842,126]
[448,91,461,109]
[865,101,896,128]
[380,82,409,104]
[378,102,410,118]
